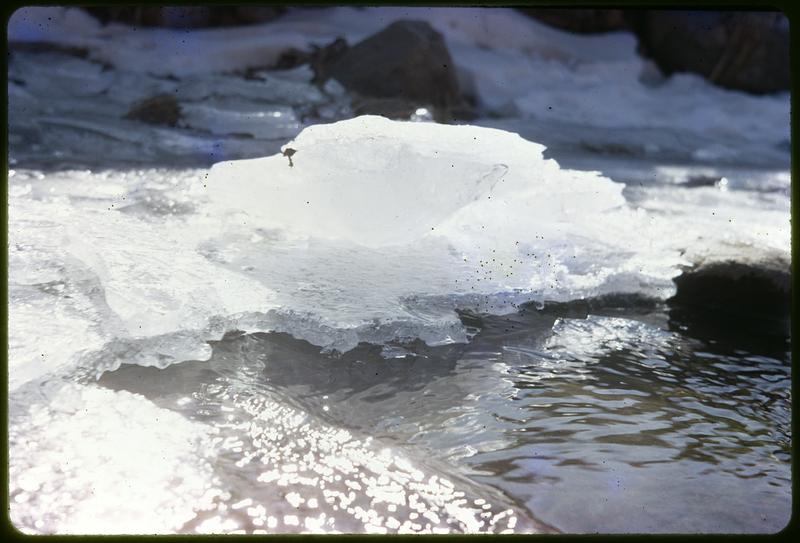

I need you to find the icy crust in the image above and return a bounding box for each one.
[8,50,350,168]
[8,382,218,534]
[203,116,679,330]
[8,117,790,390]
[8,177,279,389]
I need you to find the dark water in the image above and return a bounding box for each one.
[99,300,791,533]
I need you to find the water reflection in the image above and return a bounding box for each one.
[99,303,790,533]
[460,307,791,533]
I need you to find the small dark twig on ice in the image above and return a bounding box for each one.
[282,147,296,167]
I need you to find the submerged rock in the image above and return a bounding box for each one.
[670,255,790,317]
[323,20,461,117]
[632,11,790,95]
[124,94,182,127]
[668,254,791,349]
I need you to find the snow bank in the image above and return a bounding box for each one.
[9,6,789,166]
[7,6,634,76]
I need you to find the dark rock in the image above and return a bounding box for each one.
[83,7,163,27]
[351,96,426,120]
[157,7,216,28]
[9,41,90,59]
[309,38,350,86]
[454,67,479,108]
[83,6,287,29]
[124,94,182,127]
[519,9,629,34]
[579,141,641,157]
[350,96,474,123]
[272,48,312,71]
[668,256,791,350]
[669,257,790,317]
[682,175,724,188]
[323,20,461,113]
[447,102,479,122]
[227,7,288,26]
[632,11,790,94]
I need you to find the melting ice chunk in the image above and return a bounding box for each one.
[206,115,625,248]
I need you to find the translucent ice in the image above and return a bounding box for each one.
[7,117,790,387]
[206,115,627,246]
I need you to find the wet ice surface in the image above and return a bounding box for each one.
[92,309,790,534]
[7,6,792,535]
[10,365,537,534]
[9,304,791,533]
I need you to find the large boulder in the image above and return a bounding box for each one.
[632,10,790,94]
[669,252,790,322]
[668,254,791,347]
[323,20,461,116]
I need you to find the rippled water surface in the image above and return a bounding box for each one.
[99,303,791,533]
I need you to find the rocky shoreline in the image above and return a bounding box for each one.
[77,7,790,95]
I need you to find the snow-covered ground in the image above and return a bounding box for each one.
[7,6,791,535]
[9,6,790,166]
